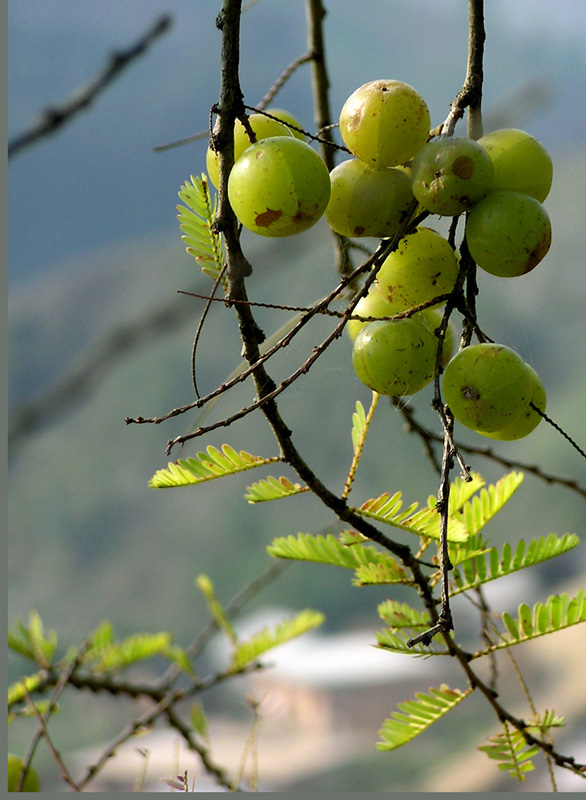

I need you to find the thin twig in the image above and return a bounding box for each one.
[306,0,355,283]
[439,0,485,138]
[8,15,172,158]
[9,295,195,450]
[160,223,418,451]
[410,423,586,499]
[164,706,243,792]
[20,641,90,792]
[256,53,314,110]
[22,684,82,792]
[530,403,586,461]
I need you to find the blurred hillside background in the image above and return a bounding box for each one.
[8,0,586,792]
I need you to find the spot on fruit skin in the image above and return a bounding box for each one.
[461,385,480,400]
[256,209,283,227]
[523,238,551,274]
[452,155,475,179]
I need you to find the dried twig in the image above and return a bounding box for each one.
[8,15,172,158]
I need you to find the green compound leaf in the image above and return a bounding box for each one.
[190,703,209,742]
[8,672,46,708]
[353,557,412,586]
[446,533,491,569]
[80,625,193,674]
[85,632,176,672]
[86,619,115,652]
[177,174,226,285]
[244,475,310,503]
[527,709,565,733]
[353,492,468,543]
[196,573,237,644]
[478,726,539,781]
[450,533,580,596]
[377,685,472,750]
[475,590,586,656]
[8,611,58,667]
[149,445,280,488]
[376,627,447,657]
[447,471,486,514]
[267,532,410,584]
[229,609,324,672]
[454,471,524,536]
[377,600,431,629]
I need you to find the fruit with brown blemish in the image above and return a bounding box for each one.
[206,113,294,188]
[442,343,533,432]
[339,80,430,168]
[227,137,330,237]
[376,227,459,313]
[325,158,414,238]
[465,190,552,277]
[410,137,494,215]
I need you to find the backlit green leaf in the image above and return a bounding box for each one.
[230,610,324,672]
[353,492,468,543]
[150,445,280,489]
[245,475,309,503]
[178,174,226,285]
[377,685,472,750]
[478,726,539,781]
[450,533,580,596]
[475,590,586,655]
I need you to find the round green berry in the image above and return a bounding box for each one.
[352,317,437,396]
[339,80,430,168]
[442,343,533,433]
[228,137,330,237]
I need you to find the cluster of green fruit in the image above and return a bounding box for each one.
[338,79,551,441]
[204,81,551,442]
[331,79,553,273]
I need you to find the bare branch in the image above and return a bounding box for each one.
[8,15,173,158]
[9,295,194,450]
[439,0,485,138]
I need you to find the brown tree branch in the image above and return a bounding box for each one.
[439,0,485,138]
[306,0,355,283]
[8,15,172,158]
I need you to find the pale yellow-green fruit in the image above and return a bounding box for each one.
[265,108,306,140]
[410,137,494,216]
[346,286,397,342]
[325,158,414,238]
[339,80,430,168]
[346,290,454,369]
[377,227,459,313]
[352,317,437,396]
[465,191,552,277]
[8,755,40,792]
[478,128,553,203]
[227,137,330,237]
[206,113,294,188]
[442,343,533,433]
[479,363,546,440]
[417,308,456,369]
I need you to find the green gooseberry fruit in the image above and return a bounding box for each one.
[7,755,40,792]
